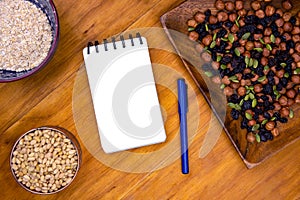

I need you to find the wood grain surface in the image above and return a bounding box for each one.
[0,0,299,199]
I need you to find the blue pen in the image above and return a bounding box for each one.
[177,78,189,174]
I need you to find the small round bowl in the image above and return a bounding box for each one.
[10,126,81,195]
[0,0,59,82]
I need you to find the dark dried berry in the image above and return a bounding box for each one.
[202,63,211,71]
[231,109,240,120]
[217,29,227,38]
[242,100,252,110]
[263,84,273,94]
[241,119,248,129]
[224,21,234,28]
[263,112,271,119]
[279,117,288,123]
[260,134,267,142]
[289,16,296,25]
[195,23,206,34]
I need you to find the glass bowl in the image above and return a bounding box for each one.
[10,126,81,194]
[0,0,59,82]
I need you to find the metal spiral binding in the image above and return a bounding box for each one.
[86,32,143,54]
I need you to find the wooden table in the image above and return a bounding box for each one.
[0,0,299,199]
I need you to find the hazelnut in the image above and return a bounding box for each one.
[225,1,235,11]
[212,76,221,84]
[237,86,246,96]
[276,69,285,78]
[287,98,295,106]
[292,35,300,43]
[271,128,279,137]
[202,35,213,46]
[217,11,228,22]
[222,76,231,85]
[295,43,300,53]
[292,53,300,63]
[279,96,288,106]
[245,41,254,51]
[283,22,293,32]
[238,9,247,17]
[283,32,292,41]
[295,94,300,103]
[283,12,292,22]
[265,5,275,17]
[275,18,284,27]
[215,0,225,10]
[264,27,272,36]
[235,0,243,10]
[211,61,220,70]
[254,33,263,40]
[280,107,290,117]
[194,12,206,23]
[248,120,256,127]
[251,1,261,11]
[238,19,245,27]
[187,19,197,27]
[201,52,212,62]
[223,86,234,96]
[247,132,256,143]
[286,89,296,99]
[292,26,300,35]
[279,42,287,51]
[256,10,265,19]
[209,15,218,24]
[262,48,270,57]
[282,0,293,10]
[265,121,275,131]
[260,57,268,66]
[189,31,199,41]
[273,102,281,111]
[254,84,263,93]
[229,13,237,22]
[291,75,300,84]
[276,9,283,17]
[231,24,239,33]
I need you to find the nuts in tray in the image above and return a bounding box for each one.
[187,0,300,143]
[0,0,53,72]
[10,127,81,194]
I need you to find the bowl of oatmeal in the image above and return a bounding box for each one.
[0,0,59,82]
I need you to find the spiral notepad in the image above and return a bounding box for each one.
[82,33,166,153]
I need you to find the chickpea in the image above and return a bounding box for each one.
[215,0,225,10]
[265,5,275,17]
[265,121,275,131]
[189,31,199,41]
[235,0,243,10]
[271,128,279,137]
[194,12,206,23]
[280,107,290,117]
[263,36,271,44]
[237,86,246,96]
[283,22,293,32]
[245,41,254,51]
[217,11,228,22]
[229,13,237,22]
[279,96,288,106]
[225,1,235,11]
[256,10,265,19]
[251,1,261,11]
[283,12,292,22]
[282,0,293,11]
[275,18,284,27]
[187,19,197,27]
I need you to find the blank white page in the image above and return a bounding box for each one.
[83,36,166,153]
